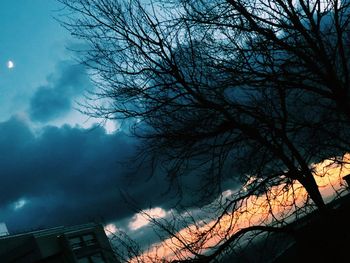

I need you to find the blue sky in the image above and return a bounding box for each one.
[0,0,177,237]
[0,2,213,250]
[0,0,69,121]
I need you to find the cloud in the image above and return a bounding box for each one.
[128,207,169,231]
[0,116,240,249]
[0,116,175,233]
[29,60,91,122]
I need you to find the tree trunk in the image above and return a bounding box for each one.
[300,173,327,211]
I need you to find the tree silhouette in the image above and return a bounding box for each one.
[58,0,350,261]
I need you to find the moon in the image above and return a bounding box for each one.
[7,60,14,69]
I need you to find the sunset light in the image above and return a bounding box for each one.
[133,155,350,262]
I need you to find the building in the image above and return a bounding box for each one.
[0,222,9,237]
[0,222,119,263]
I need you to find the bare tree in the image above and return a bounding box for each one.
[58,0,350,261]
[179,0,350,153]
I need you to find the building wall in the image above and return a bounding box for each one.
[0,223,119,263]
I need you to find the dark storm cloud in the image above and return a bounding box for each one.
[0,116,239,237]
[0,117,173,233]
[29,61,91,122]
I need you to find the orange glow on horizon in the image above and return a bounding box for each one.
[131,155,350,262]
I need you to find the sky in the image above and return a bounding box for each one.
[1,1,349,260]
[0,0,187,243]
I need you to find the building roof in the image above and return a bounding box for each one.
[0,222,100,240]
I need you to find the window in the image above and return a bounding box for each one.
[82,234,96,246]
[69,233,97,250]
[69,236,83,250]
